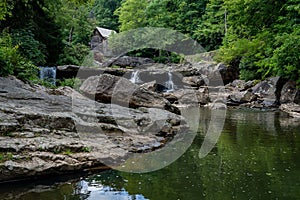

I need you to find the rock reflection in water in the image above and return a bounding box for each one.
[0,171,148,200]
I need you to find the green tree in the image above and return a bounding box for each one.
[194,0,225,51]
[12,27,46,65]
[0,30,37,80]
[115,0,148,31]
[0,0,14,20]
[93,0,121,31]
[52,0,97,65]
[0,0,63,65]
[216,0,300,82]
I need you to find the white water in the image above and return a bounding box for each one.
[39,66,56,85]
[130,70,143,84]
[165,72,176,92]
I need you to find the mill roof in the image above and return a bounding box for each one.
[95,27,116,38]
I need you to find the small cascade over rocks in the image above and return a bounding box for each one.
[130,70,143,84]
[164,72,176,92]
[39,66,57,85]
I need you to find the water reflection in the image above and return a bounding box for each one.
[0,108,299,200]
[77,179,148,200]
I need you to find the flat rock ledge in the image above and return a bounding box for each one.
[0,76,187,182]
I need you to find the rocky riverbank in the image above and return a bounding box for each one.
[0,76,186,182]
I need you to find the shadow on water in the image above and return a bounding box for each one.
[1,108,300,200]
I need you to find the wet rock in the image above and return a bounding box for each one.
[280,103,300,118]
[80,74,180,114]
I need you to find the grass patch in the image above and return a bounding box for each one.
[0,131,14,137]
[63,149,73,155]
[0,152,14,162]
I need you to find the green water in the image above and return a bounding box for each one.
[1,108,300,200]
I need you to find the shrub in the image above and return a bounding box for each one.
[58,43,90,66]
[271,29,300,85]
[0,30,38,80]
[12,28,47,66]
[58,78,82,90]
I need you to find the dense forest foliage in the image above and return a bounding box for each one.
[0,0,299,83]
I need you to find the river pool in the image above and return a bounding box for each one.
[1,108,300,200]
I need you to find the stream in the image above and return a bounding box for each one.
[1,108,299,200]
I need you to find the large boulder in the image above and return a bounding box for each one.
[79,74,180,114]
[0,76,185,181]
[137,61,239,84]
[56,65,81,80]
[251,77,286,107]
[229,90,258,104]
[56,65,128,80]
[106,56,154,68]
[280,80,300,104]
[186,62,239,84]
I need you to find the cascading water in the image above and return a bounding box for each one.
[130,70,143,84]
[39,66,57,85]
[165,71,176,92]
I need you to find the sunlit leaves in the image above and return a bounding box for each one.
[115,0,148,31]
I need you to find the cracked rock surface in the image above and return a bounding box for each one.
[0,76,186,182]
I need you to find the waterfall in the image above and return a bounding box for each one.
[165,71,176,92]
[39,66,56,85]
[130,70,143,84]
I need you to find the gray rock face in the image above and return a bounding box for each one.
[0,76,185,181]
[106,56,154,68]
[170,87,210,105]
[182,76,206,89]
[140,81,168,93]
[173,62,238,84]
[252,77,286,107]
[227,80,255,92]
[229,90,258,103]
[80,74,180,114]
[280,80,300,104]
